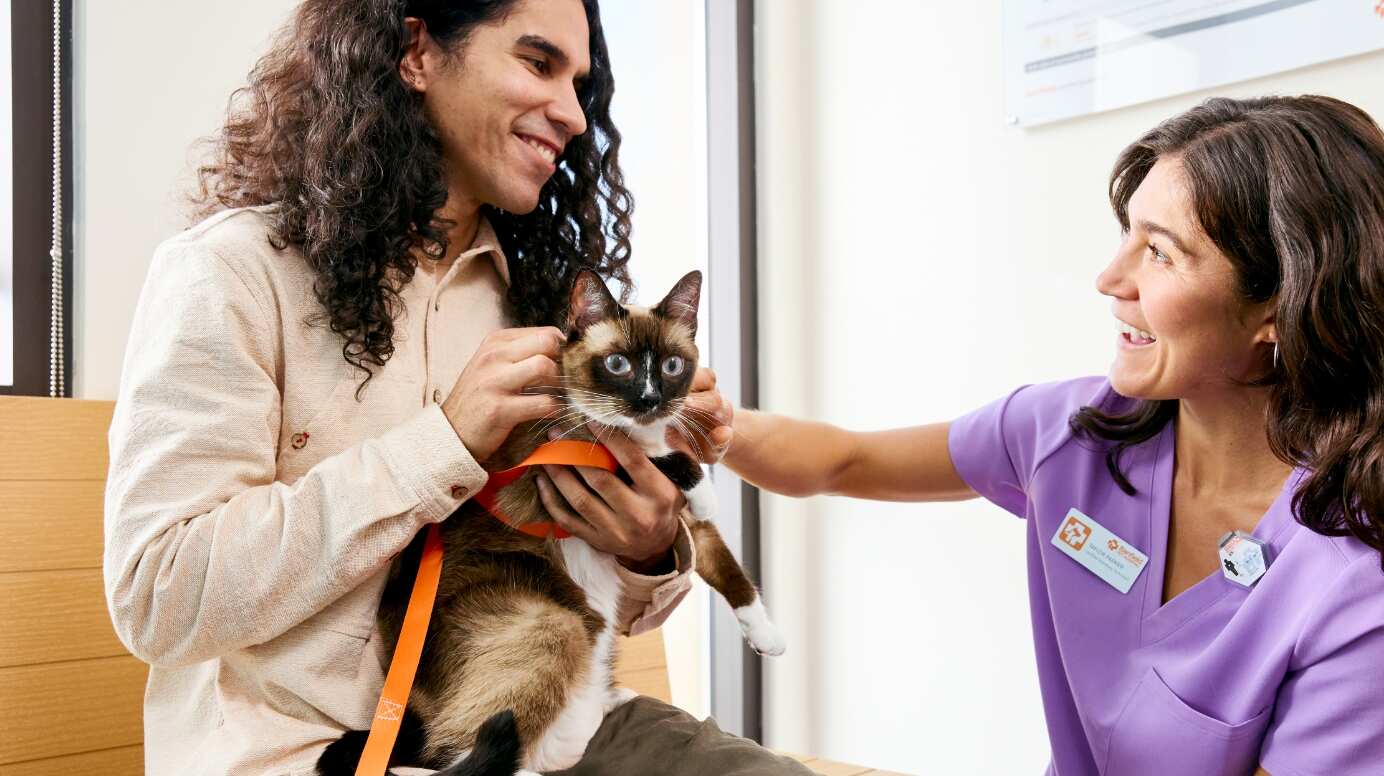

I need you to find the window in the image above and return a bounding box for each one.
[1,0,71,396]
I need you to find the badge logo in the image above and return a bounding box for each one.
[1059,515,1092,550]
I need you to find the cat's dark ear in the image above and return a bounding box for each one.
[653,270,702,335]
[567,270,622,336]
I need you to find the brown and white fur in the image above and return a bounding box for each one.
[316,270,782,776]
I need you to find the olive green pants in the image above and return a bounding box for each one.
[547,697,821,776]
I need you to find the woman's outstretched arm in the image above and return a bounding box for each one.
[723,411,976,502]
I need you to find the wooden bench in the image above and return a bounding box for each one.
[0,397,899,775]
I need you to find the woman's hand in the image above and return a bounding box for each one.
[441,327,566,463]
[535,423,683,573]
[669,367,735,463]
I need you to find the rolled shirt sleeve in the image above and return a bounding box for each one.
[614,514,697,636]
[103,242,489,667]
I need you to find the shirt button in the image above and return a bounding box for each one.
[451,485,469,499]
[290,431,310,450]
[433,388,442,404]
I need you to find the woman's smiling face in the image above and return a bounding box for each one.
[1095,155,1276,401]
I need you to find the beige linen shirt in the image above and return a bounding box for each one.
[103,206,695,776]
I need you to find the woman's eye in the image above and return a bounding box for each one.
[604,354,632,375]
[1147,243,1171,264]
[662,356,685,377]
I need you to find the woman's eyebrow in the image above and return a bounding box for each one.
[1138,219,1197,258]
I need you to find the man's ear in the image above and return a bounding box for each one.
[399,18,431,92]
[653,270,702,336]
[568,271,622,335]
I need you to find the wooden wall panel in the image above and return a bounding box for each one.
[0,479,106,572]
[614,630,671,704]
[0,397,113,480]
[0,745,143,776]
[0,655,147,763]
[0,569,127,667]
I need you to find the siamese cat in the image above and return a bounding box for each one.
[317,270,783,776]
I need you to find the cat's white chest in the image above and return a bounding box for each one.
[524,539,625,771]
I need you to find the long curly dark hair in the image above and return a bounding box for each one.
[1071,95,1384,565]
[192,0,634,397]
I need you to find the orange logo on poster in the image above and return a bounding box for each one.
[1059,515,1091,550]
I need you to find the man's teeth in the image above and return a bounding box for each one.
[521,136,556,163]
[1118,320,1156,342]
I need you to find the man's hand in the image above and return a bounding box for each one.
[535,423,683,573]
[441,327,566,463]
[667,367,734,463]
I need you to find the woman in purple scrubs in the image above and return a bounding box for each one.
[692,95,1384,774]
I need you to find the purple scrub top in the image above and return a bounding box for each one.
[948,377,1384,776]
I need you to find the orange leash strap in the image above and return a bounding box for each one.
[355,522,444,776]
[474,440,620,538]
[354,441,617,774]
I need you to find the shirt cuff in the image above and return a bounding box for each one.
[379,403,490,523]
[615,515,697,636]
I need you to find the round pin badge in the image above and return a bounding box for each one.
[1217,530,1270,588]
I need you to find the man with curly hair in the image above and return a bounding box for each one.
[102,1,800,774]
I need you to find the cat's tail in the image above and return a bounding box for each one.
[432,710,524,776]
[314,709,522,776]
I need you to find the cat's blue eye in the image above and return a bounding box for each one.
[662,356,685,377]
[604,354,632,375]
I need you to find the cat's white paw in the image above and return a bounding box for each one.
[604,686,638,713]
[685,479,717,520]
[734,599,786,657]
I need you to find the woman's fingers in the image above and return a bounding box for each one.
[690,366,717,392]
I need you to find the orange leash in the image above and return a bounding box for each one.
[354,522,443,776]
[354,440,618,774]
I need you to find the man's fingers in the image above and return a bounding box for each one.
[502,393,565,426]
[586,423,662,489]
[501,354,561,391]
[495,329,565,363]
[541,464,617,531]
[572,464,639,514]
[535,473,598,543]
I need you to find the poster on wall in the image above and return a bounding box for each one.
[1004,0,1384,127]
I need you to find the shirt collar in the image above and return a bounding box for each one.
[460,216,510,286]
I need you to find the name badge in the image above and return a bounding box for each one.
[1051,508,1149,594]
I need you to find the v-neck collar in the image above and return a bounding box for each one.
[1138,424,1305,645]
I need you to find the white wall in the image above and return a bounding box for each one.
[754,1,1384,773]
[75,0,295,400]
[74,0,709,715]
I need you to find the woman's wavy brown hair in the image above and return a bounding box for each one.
[1070,95,1384,565]
[192,0,633,397]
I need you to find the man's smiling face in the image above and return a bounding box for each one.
[412,0,592,214]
